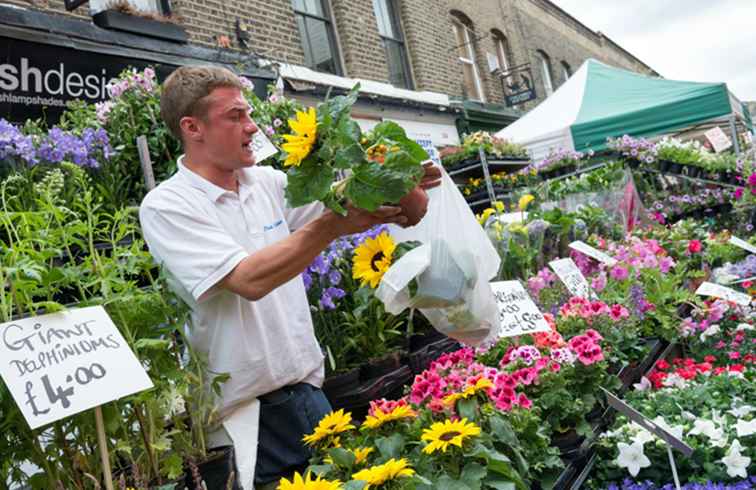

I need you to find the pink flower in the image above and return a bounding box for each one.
[659,256,675,274]
[610,265,629,281]
[549,362,561,372]
[591,272,607,292]
[687,240,702,254]
[729,351,741,360]
[749,173,756,187]
[715,340,727,350]
[516,393,533,409]
[734,187,744,200]
[610,304,630,320]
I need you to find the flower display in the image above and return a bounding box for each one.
[302,409,355,447]
[361,402,416,430]
[351,458,415,488]
[421,418,481,454]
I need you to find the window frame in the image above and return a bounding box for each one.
[292,0,344,76]
[493,33,511,74]
[452,18,485,102]
[537,50,554,96]
[372,0,414,89]
[561,61,572,82]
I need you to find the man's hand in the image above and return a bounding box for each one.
[323,205,407,237]
[419,161,442,191]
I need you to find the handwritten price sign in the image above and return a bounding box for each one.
[549,258,597,300]
[0,306,153,429]
[491,281,551,338]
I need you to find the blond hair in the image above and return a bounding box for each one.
[160,65,243,141]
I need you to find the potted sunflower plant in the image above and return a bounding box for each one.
[280,85,429,224]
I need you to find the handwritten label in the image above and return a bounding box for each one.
[602,388,693,456]
[491,281,551,338]
[0,306,153,429]
[704,126,732,154]
[729,236,756,255]
[251,131,278,162]
[549,258,597,299]
[497,212,528,224]
[569,240,618,266]
[696,281,752,306]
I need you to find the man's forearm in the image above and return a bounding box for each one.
[221,213,341,301]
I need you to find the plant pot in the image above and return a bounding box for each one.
[668,162,682,174]
[691,208,705,220]
[184,447,242,490]
[322,367,361,397]
[659,160,673,173]
[686,165,701,178]
[359,351,403,381]
[627,158,640,169]
[93,10,188,43]
[409,329,445,352]
[398,186,429,227]
[550,429,585,455]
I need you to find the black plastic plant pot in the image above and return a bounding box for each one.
[408,337,460,374]
[550,429,585,457]
[359,351,403,381]
[628,159,640,169]
[659,160,671,172]
[322,367,361,398]
[686,166,701,178]
[668,162,682,174]
[408,329,445,352]
[184,447,242,490]
[692,208,705,220]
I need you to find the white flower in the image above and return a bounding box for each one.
[721,439,751,478]
[699,324,720,342]
[735,418,756,437]
[615,441,651,477]
[633,376,651,392]
[661,373,688,388]
[729,405,755,418]
[689,419,725,442]
[681,411,697,421]
[652,416,685,441]
[735,323,753,331]
[628,422,656,446]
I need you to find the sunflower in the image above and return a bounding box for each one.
[352,232,396,288]
[302,409,355,447]
[325,446,374,466]
[282,107,317,167]
[362,405,416,430]
[518,194,535,211]
[442,378,494,407]
[277,472,342,490]
[421,418,481,454]
[351,458,415,488]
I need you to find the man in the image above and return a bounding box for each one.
[139,65,440,489]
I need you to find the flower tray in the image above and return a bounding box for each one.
[182,446,242,490]
[406,337,460,375]
[325,365,413,420]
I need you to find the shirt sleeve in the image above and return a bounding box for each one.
[139,199,248,303]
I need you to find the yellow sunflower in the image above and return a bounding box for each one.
[277,472,342,490]
[351,458,415,488]
[302,409,355,447]
[421,418,481,454]
[352,232,396,288]
[362,405,416,430]
[282,107,317,167]
[442,378,494,407]
[325,446,374,466]
[518,194,535,211]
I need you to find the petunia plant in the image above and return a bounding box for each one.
[280,84,428,214]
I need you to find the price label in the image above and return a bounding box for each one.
[0,306,153,429]
[729,236,756,255]
[696,281,752,306]
[704,126,732,154]
[251,131,278,163]
[569,240,618,266]
[549,258,597,300]
[491,281,551,338]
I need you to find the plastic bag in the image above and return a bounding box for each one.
[376,167,501,346]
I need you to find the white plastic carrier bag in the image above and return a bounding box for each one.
[377,167,501,346]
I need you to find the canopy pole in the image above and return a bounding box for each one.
[729,114,741,155]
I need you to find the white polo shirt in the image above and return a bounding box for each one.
[139,157,326,420]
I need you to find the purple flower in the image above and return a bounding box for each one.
[319,287,346,310]
[328,269,341,286]
[610,265,629,281]
[265,126,275,136]
[302,271,313,290]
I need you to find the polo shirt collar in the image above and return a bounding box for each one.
[177,155,243,202]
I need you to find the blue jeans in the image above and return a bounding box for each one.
[254,383,332,485]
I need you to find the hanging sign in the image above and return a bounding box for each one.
[549,258,597,299]
[704,127,733,154]
[490,281,551,338]
[729,236,756,255]
[695,282,752,306]
[251,131,278,163]
[0,306,153,429]
[569,240,618,266]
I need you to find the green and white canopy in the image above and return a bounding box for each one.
[496,59,753,160]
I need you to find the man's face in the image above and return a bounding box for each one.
[194,86,258,170]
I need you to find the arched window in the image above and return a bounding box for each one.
[491,30,512,74]
[561,61,572,82]
[451,12,485,102]
[536,50,554,96]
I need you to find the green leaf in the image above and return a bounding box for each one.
[307,464,334,477]
[489,415,518,446]
[375,433,404,459]
[162,452,184,480]
[460,462,487,490]
[334,117,366,169]
[437,476,473,490]
[344,152,420,211]
[285,158,335,207]
[484,477,516,490]
[343,481,367,490]
[372,120,429,162]
[134,338,171,350]
[576,418,593,437]
[457,397,478,421]
[322,191,347,216]
[328,447,356,468]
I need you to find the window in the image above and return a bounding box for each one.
[561,61,572,82]
[292,0,342,75]
[451,15,484,102]
[492,31,512,74]
[89,0,170,14]
[536,50,554,96]
[373,0,413,89]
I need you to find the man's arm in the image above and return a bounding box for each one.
[220,206,406,301]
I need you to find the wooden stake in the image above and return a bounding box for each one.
[94,405,115,490]
[136,136,156,191]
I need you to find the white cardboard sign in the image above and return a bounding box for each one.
[251,131,278,163]
[497,212,528,224]
[695,281,752,306]
[0,306,153,429]
[704,126,732,154]
[549,258,597,300]
[491,281,551,338]
[569,240,618,266]
[729,236,756,255]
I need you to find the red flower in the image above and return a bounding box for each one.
[687,239,702,254]
[656,359,670,370]
[704,355,717,363]
[729,364,745,373]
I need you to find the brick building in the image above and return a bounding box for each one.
[1,0,654,142]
